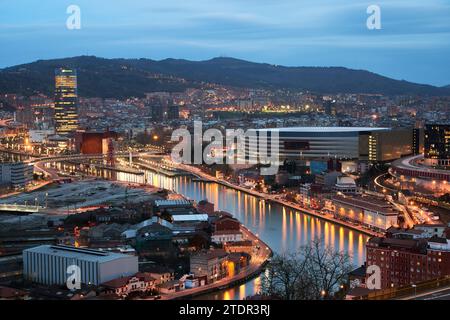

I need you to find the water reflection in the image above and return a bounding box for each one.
[85,168,368,300]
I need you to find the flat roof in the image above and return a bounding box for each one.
[253,127,390,133]
[333,195,398,216]
[172,214,208,222]
[23,245,134,263]
[154,199,193,207]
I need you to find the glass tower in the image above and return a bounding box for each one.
[54,68,78,135]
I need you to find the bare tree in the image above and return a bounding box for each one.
[260,251,312,300]
[305,238,353,299]
[260,238,353,300]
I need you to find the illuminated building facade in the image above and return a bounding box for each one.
[0,162,34,188]
[54,68,78,136]
[330,194,398,232]
[366,236,450,289]
[424,124,450,167]
[246,127,413,164]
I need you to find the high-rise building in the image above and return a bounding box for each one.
[168,105,180,120]
[54,68,78,136]
[412,128,423,155]
[150,103,164,121]
[323,99,336,116]
[424,124,450,167]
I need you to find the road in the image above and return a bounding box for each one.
[406,287,450,300]
[157,226,272,300]
[172,161,383,237]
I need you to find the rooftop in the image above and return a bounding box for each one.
[154,199,193,207]
[23,245,135,263]
[254,127,390,133]
[333,195,397,216]
[172,214,208,222]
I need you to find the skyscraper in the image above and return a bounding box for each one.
[54,68,78,135]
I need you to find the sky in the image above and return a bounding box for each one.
[1,0,449,86]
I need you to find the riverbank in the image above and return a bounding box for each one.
[160,226,273,300]
[177,163,383,238]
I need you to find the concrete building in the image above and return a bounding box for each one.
[331,194,399,231]
[101,272,156,297]
[211,230,243,244]
[23,245,138,286]
[190,249,229,284]
[0,162,33,188]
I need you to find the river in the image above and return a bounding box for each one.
[112,170,368,300]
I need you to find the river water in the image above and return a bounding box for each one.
[112,170,368,300]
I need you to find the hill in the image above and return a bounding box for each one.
[0,56,448,98]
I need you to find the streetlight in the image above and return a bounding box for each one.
[412,284,417,298]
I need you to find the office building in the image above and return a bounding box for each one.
[149,103,164,121]
[323,99,336,116]
[0,162,33,188]
[168,105,180,120]
[54,68,78,136]
[23,245,138,286]
[424,124,450,167]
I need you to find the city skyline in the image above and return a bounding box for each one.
[1,0,450,86]
[0,0,449,305]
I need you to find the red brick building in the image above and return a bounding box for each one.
[214,216,240,232]
[366,236,450,289]
[197,200,215,215]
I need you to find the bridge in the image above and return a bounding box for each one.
[0,204,45,214]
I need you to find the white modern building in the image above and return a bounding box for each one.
[0,162,34,188]
[333,176,357,194]
[23,245,138,286]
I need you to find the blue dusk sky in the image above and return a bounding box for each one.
[0,0,449,86]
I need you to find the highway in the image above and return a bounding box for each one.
[405,287,450,300]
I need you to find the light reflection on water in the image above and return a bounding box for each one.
[113,170,368,300]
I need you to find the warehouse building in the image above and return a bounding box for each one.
[23,245,138,286]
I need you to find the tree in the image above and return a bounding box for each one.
[260,251,313,300]
[306,239,353,299]
[260,238,353,300]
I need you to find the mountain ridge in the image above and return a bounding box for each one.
[0,56,449,98]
